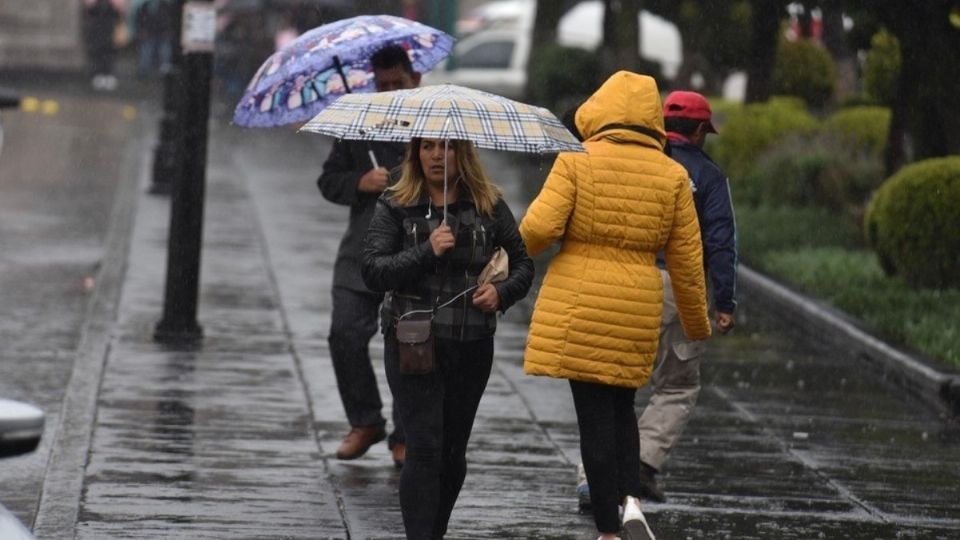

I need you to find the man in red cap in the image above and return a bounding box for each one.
[636,90,737,501]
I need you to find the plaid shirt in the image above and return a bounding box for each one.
[362,191,533,341]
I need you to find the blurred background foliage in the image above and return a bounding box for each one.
[516,0,960,366]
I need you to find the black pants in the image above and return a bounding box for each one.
[329,286,402,445]
[385,332,494,540]
[570,380,643,534]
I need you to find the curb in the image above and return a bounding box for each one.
[738,265,960,420]
[32,125,147,535]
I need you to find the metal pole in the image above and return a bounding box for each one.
[150,0,185,195]
[155,0,215,344]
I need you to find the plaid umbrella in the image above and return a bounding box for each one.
[301,84,583,221]
[233,15,454,128]
[299,84,584,154]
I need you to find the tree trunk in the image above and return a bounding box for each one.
[876,0,960,171]
[821,0,857,104]
[744,0,784,103]
[525,0,575,100]
[530,0,565,50]
[615,0,641,74]
[420,0,456,34]
[600,0,641,78]
[883,50,912,175]
[673,50,723,94]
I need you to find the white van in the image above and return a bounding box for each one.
[423,0,683,100]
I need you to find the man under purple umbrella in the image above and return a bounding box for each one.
[317,44,420,468]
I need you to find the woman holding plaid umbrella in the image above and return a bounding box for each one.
[361,137,533,539]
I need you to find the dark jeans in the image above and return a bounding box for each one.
[137,37,171,79]
[570,380,643,534]
[385,331,494,540]
[329,286,402,444]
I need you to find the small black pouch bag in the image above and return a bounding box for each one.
[396,315,435,375]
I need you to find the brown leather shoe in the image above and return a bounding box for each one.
[336,425,386,460]
[391,442,406,469]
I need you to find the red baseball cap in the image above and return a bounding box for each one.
[663,91,717,133]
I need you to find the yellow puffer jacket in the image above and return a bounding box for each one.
[520,71,711,388]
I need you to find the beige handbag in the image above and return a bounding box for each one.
[478,247,509,286]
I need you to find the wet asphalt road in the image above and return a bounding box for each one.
[0,86,149,527]
[0,81,958,539]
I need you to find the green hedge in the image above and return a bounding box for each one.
[863,29,901,105]
[771,38,837,108]
[865,157,960,288]
[709,97,820,183]
[721,105,888,210]
[821,106,891,158]
[740,137,829,207]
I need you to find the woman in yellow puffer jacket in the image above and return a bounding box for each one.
[520,71,711,540]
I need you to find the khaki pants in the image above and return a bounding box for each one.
[637,270,705,471]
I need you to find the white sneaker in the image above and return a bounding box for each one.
[621,496,656,540]
[576,462,591,511]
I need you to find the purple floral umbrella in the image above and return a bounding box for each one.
[233,14,454,128]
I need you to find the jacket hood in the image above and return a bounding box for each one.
[575,71,666,150]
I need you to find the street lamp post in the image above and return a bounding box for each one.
[154,0,216,345]
[150,0,185,196]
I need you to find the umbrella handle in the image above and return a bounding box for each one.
[443,117,451,223]
[443,137,448,223]
[333,55,351,94]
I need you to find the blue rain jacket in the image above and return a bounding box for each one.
[667,138,738,314]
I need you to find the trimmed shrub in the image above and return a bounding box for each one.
[704,97,741,128]
[863,29,901,105]
[865,157,960,288]
[528,45,602,113]
[821,106,891,158]
[709,97,819,184]
[740,134,884,210]
[739,135,825,207]
[771,38,837,108]
[814,135,886,210]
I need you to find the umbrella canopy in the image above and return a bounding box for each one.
[299,84,585,154]
[233,14,454,128]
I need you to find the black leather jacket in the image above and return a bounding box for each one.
[361,191,534,341]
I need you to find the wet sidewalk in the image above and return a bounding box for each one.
[34,121,960,539]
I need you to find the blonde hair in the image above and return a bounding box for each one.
[391,138,502,215]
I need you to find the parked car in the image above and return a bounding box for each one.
[455,0,529,36]
[0,398,43,539]
[427,27,531,99]
[0,399,44,459]
[423,0,682,100]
